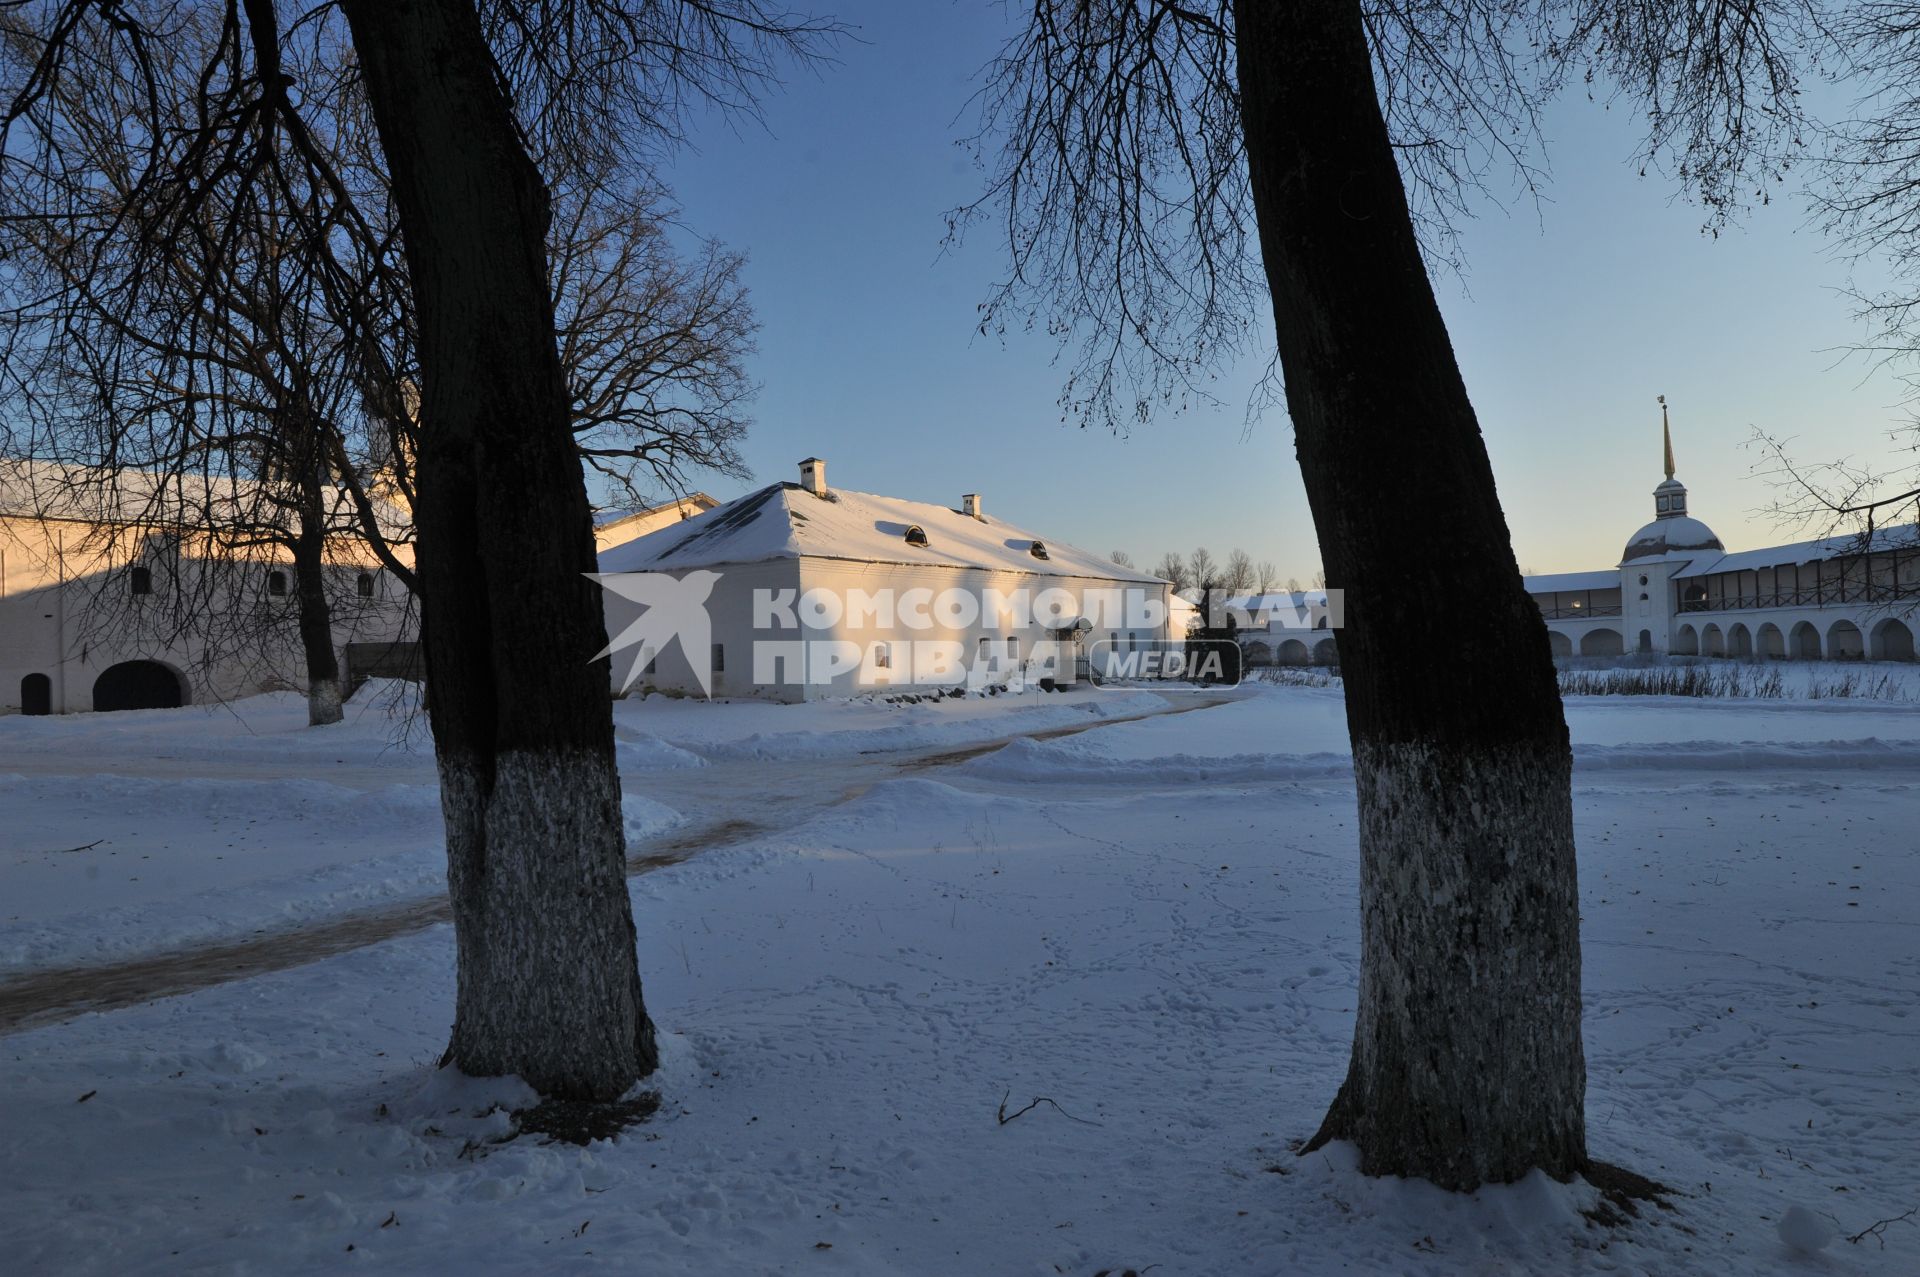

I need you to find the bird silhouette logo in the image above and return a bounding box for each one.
[586,569,724,696]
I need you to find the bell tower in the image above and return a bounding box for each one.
[1653,395,1688,519]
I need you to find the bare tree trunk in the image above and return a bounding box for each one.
[338,0,656,1099]
[1234,0,1585,1189]
[291,468,345,727]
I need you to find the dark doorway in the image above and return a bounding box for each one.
[20,673,51,716]
[92,661,184,712]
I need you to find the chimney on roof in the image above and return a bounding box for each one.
[961,492,984,521]
[799,457,827,497]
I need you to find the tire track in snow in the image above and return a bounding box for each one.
[0,692,1235,1034]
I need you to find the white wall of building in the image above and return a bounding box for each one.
[1,515,412,714]
[604,556,1174,702]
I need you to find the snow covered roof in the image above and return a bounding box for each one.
[1674,524,1920,578]
[0,457,412,541]
[593,493,715,528]
[1621,514,1724,565]
[598,481,1166,583]
[1524,570,1620,594]
[1531,523,1920,586]
[1218,590,1330,612]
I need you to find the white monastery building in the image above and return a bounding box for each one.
[1,461,414,715]
[596,458,1176,701]
[1526,409,1920,662]
[591,493,716,553]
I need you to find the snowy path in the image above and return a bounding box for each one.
[0,689,1235,1031]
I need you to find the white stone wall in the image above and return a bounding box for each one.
[603,557,1174,702]
[1,514,412,714]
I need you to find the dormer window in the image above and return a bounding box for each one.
[904,525,929,547]
[1029,540,1050,561]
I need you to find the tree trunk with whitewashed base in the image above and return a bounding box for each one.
[291,471,344,728]
[339,0,657,1099]
[1234,0,1586,1189]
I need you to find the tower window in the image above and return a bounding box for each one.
[267,570,288,596]
[711,644,725,674]
[129,565,152,596]
[356,572,375,598]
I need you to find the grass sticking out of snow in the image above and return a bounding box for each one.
[1560,665,1788,698]
[1559,663,1920,700]
[1247,665,1342,687]
[511,1091,662,1147]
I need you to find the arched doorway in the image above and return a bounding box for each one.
[1755,623,1785,659]
[92,661,185,712]
[1311,638,1337,666]
[1871,617,1917,661]
[1548,631,1573,658]
[1241,640,1272,667]
[1828,619,1864,660]
[1728,624,1753,658]
[1672,625,1699,656]
[1637,630,1654,655]
[1277,639,1309,665]
[1579,629,1623,658]
[1701,624,1725,657]
[19,673,51,716]
[1790,621,1821,660]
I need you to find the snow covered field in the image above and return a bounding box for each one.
[0,682,1169,973]
[2,674,1918,1273]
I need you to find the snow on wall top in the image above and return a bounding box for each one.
[598,481,1167,584]
[1679,523,1920,578]
[1524,570,1621,594]
[593,493,715,527]
[1215,590,1331,612]
[1524,523,1920,589]
[0,457,411,540]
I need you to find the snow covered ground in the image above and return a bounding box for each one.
[0,681,1170,973]
[2,674,1918,1273]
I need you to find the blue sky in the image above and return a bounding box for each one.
[650,2,1909,576]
